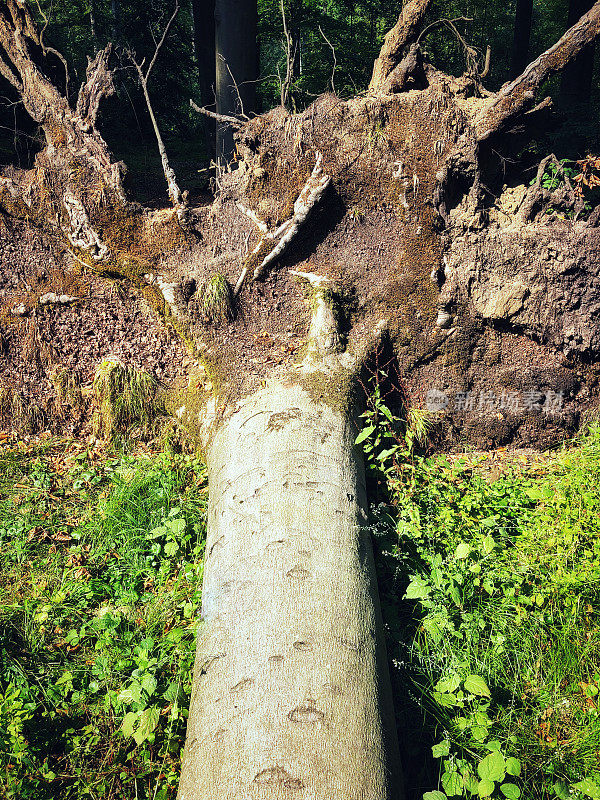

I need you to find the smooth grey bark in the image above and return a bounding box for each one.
[215,0,257,164]
[177,379,402,799]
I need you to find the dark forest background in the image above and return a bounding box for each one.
[1,0,598,202]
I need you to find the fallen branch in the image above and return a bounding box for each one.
[190,98,243,126]
[369,0,432,93]
[233,152,331,296]
[129,1,186,214]
[476,0,600,140]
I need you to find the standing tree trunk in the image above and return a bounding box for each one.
[215,0,257,164]
[510,0,534,79]
[561,0,596,105]
[90,0,99,49]
[191,0,217,155]
[110,0,120,42]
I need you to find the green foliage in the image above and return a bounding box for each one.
[358,391,600,800]
[0,439,207,799]
[356,366,435,487]
[536,159,578,192]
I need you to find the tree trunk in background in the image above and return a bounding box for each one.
[90,0,98,49]
[191,0,216,156]
[110,0,120,42]
[215,0,257,164]
[177,380,402,800]
[510,0,533,79]
[561,0,596,105]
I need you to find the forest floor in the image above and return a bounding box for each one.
[0,428,599,799]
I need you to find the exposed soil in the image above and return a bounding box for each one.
[0,217,190,435]
[1,85,600,450]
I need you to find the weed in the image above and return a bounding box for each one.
[357,387,600,800]
[0,439,207,799]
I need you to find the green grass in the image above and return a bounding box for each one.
[0,439,207,799]
[364,421,600,800]
[2,414,600,799]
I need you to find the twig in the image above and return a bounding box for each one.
[416,17,483,76]
[35,0,70,98]
[416,16,472,45]
[318,26,337,94]
[145,1,180,83]
[219,54,248,119]
[129,2,185,213]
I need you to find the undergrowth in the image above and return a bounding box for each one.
[358,372,600,800]
[2,376,600,799]
[0,437,207,799]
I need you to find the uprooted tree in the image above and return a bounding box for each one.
[3,0,600,796]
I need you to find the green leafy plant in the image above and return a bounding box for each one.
[356,380,600,800]
[0,440,207,799]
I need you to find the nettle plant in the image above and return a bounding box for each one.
[355,359,434,487]
[357,391,600,800]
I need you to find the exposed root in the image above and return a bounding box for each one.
[291,270,341,360]
[233,152,331,296]
[518,154,583,223]
[63,193,109,260]
[369,0,432,92]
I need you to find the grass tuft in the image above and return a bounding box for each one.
[196,273,233,325]
[92,358,164,443]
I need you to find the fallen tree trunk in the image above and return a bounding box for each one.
[178,377,401,799]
